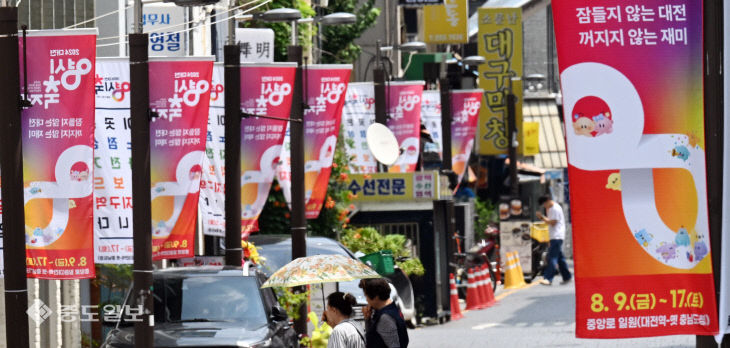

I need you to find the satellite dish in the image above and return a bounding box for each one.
[366,123,400,166]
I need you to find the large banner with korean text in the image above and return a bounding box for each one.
[239,63,296,237]
[279,65,351,219]
[199,63,226,237]
[342,82,378,174]
[477,8,523,155]
[451,90,482,183]
[149,58,212,260]
[421,90,443,157]
[387,81,424,173]
[19,30,97,279]
[93,58,133,264]
[554,1,717,338]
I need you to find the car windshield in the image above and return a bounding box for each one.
[152,275,267,329]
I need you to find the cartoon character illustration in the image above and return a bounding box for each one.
[592,113,613,136]
[572,114,595,136]
[606,172,621,191]
[656,243,678,262]
[675,227,690,246]
[694,241,709,261]
[634,229,653,247]
[671,145,690,161]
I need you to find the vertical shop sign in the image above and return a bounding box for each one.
[477,7,523,155]
[342,83,378,174]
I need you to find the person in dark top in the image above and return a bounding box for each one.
[359,278,409,348]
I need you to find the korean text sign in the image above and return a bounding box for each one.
[278,65,351,219]
[342,83,378,174]
[93,58,134,264]
[477,8,523,155]
[423,0,469,44]
[450,90,482,183]
[149,58,213,260]
[553,1,717,338]
[199,64,226,237]
[240,63,296,236]
[19,30,97,279]
[347,172,438,202]
[387,81,424,173]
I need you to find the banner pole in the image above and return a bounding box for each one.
[287,44,308,336]
[223,42,243,266]
[439,77,452,172]
[0,5,30,348]
[698,0,724,346]
[130,0,154,346]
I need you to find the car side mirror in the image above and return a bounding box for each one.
[270,305,288,322]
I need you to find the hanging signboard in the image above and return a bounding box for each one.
[240,63,296,236]
[93,58,134,264]
[278,65,352,219]
[16,29,97,279]
[127,4,187,57]
[477,8,523,155]
[421,90,443,156]
[423,0,468,44]
[387,81,424,173]
[149,57,213,260]
[450,89,482,183]
[199,63,226,237]
[342,82,378,174]
[554,0,718,338]
[236,28,275,63]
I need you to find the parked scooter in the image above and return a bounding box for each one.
[450,224,500,299]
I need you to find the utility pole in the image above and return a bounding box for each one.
[287,44,307,336]
[439,77,452,173]
[373,40,387,126]
[223,0,242,267]
[129,0,154,346]
[0,4,30,348]
[506,91,518,196]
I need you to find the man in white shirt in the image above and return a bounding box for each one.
[536,194,572,285]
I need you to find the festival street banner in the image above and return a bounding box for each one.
[240,63,296,236]
[149,58,212,260]
[450,89,482,183]
[387,81,424,173]
[719,2,730,341]
[477,7,523,155]
[279,65,352,219]
[342,82,378,174]
[199,63,226,237]
[93,58,133,264]
[554,1,717,338]
[421,90,443,156]
[17,30,97,279]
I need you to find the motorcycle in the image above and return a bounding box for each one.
[450,224,500,299]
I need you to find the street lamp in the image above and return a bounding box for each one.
[316,12,356,64]
[255,7,307,336]
[0,3,30,348]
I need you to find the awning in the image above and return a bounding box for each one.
[523,97,568,169]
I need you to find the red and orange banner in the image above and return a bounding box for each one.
[450,90,482,184]
[149,58,212,260]
[19,29,97,279]
[240,63,296,237]
[554,0,717,337]
[387,81,424,173]
[278,65,351,219]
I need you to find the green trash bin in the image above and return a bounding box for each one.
[359,250,395,276]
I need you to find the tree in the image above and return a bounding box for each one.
[320,0,380,64]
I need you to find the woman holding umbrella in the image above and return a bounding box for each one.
[322,292,365,348]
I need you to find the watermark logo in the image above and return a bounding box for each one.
[27,299,52,325]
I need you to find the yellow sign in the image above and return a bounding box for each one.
[477,8,523,155]
[347,172,440,202]
[521,121,539,156]
[423,0,468,44]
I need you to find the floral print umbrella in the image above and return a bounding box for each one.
[261,254,381,288]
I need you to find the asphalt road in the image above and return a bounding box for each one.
[408,266,696,347]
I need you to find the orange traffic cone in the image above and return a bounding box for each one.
[477,265,489,308]
[481,264,497,307]
[449,273,463,320]
[465,268,481,311]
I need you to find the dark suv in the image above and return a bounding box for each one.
[102,266,297,348]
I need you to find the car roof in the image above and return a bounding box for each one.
[154,266,259,278]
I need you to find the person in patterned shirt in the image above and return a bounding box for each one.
[323,292,365,348]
